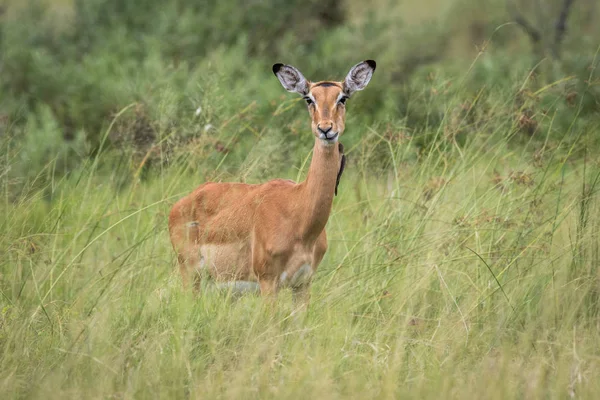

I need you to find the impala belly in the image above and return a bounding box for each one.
[200,240,316,292]
[214,281,260,294]
[200,242,254,281]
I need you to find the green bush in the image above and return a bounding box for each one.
[0,0,599,191]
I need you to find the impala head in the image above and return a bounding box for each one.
[273,60,376,145]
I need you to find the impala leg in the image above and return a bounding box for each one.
[292,284,311,312]
[259,277,279,298]
[176,246,203,291]
[253,240,280,304]
[170,214,204,292]
[292,231,326,311]
[255,277,277,312]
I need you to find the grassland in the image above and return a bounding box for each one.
[2,91,600,398]
[2,0,600,398]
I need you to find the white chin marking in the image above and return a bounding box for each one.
[320,139,338,146]
[319,134,339,145]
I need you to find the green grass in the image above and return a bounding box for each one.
[1,1,600,397]
[1,100,599,398]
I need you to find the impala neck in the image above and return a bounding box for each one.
[298,139,340,240]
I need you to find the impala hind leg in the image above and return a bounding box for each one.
[169,218,203,291]
[175,246,203,291]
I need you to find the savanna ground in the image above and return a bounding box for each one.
[1,0,600,398]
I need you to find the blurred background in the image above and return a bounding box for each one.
[0,0,598,190]
[2,3,600,397]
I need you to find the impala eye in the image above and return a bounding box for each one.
[338,96,348,105]
[304,97,314,105]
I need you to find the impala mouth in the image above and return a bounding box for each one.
[319,132,339,142]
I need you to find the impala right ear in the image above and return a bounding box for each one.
[272,63,309,95]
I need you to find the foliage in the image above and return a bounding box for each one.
[2,120,600,398]
[1,0,600,397]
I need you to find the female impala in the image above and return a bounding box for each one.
[168,60,376,305]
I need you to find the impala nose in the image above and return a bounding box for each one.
[317,124,332,135]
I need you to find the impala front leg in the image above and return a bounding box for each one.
[257,270,280,310]
[291,232,326,311]
[252,242,280,303]
[292,284,311,312]
[259,276,279,298]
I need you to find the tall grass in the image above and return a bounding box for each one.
[2,0,600,398]
[2,64,600,398]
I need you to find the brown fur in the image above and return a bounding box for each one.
[306,82,346,137]
[168,62,374,306]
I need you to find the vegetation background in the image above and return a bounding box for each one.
[1,0,599,398]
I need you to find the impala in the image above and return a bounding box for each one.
[168,60,376,306]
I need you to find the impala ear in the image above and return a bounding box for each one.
[272,63,309,95]
[343,60,376,96]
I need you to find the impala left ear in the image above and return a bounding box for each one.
[343,60,376,96]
